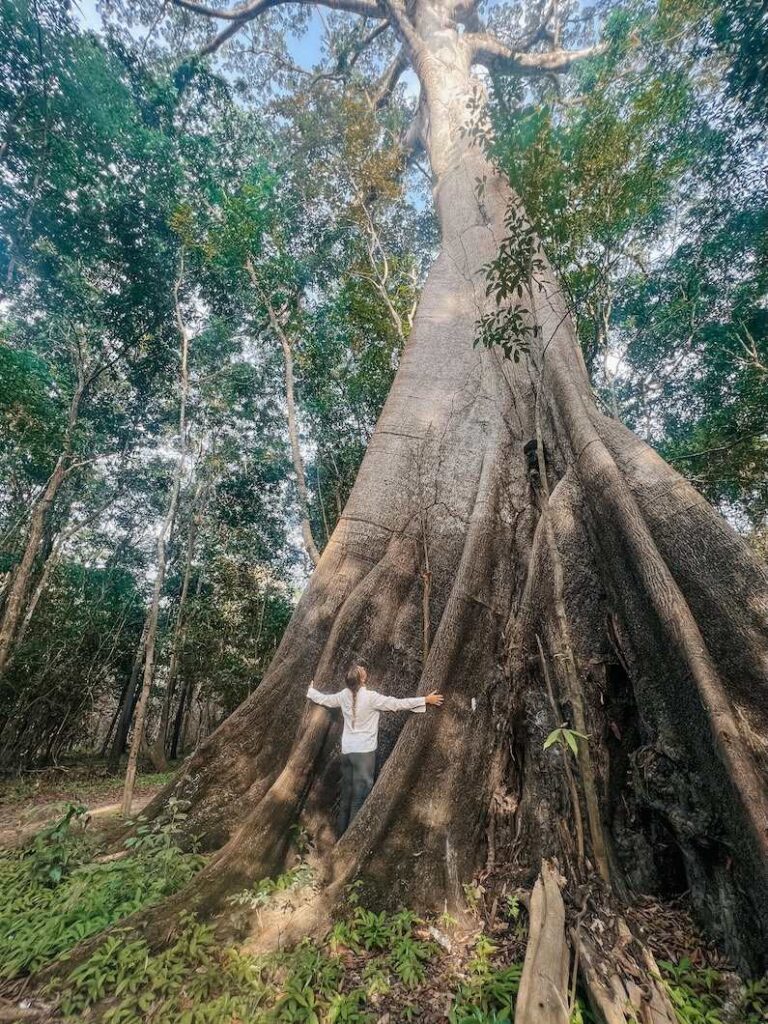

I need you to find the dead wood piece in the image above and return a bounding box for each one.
[515,860,570,1024]
[578,919,678,1024]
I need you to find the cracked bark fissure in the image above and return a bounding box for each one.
[58,0,768,985]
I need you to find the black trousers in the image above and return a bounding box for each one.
[338,750,376,835]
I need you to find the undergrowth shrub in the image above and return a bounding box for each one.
[328,904,436,988]
[448,934,523,1024]
[227,862,315,909]
[0,802,204,976]
[51,886,441,1022]
[56,918,365,1024]
[659,958,768,1024]
[6,820,765,1024]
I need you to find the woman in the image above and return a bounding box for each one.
[307,662,444,834]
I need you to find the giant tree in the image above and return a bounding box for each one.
[49,0,768,1015]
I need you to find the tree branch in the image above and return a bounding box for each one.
[469,35,607,73]
[373,45,409,108]
[349,19,391,70]
[173,0,381,20]
[378,0,424,62]
[511,0,556,51]
[669,430,767,463]
[172,0,384,55]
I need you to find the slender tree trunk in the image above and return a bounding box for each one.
[108,617,148,770]
[245,258,321,567]
[148,479,205,770]
[9,532,65,655]
[169,671,193,761]
[0,380,84,674]
[121,261,191,815]
[11,493,123,660]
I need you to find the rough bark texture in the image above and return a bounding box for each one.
[87,0,768,982]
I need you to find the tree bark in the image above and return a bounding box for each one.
[53,0,768,982]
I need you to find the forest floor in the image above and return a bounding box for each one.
[0,762,174,850]
[0,763,766,1023]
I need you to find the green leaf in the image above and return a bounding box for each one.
[543,729,562,750]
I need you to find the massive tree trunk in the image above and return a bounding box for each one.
[70,0,768,987]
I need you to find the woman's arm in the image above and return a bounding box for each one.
[369,690,443,713]
[306,683,344,708]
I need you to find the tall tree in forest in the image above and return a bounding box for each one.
[24,0,768,1013]
[1,0,307,767]
[121,257,193,815]
[0,0,185,678]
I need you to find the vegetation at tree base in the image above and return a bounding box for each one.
[0,802,203,977]
[1,0,767,1020]
[1,804,767,1022]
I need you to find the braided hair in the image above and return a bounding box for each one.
[346,663,367,727]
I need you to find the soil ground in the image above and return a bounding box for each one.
[0,761,174,849]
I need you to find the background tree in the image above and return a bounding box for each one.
[0,0,407,770]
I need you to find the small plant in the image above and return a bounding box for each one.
[504,894,520,921]
[544,726,588,757]
[227,862,315,909]
[659,959,726,1024]
[346,878,365,906]
[24,803,88,885]
[449,955,523,1023]
[570,1000,598,1023]
[327,988,373,1023]
[123,796,193,853]
[463,879,486,914]
[503,892,527,942]
[738,975,768,1024]
[289,823,313,856]
[361,959,391,999]
[438,908,459,932]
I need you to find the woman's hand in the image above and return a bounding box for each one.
[425,691,444,706]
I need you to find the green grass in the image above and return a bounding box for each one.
[0,802,203,977]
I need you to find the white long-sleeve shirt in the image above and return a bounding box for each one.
[306,684,426,754]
